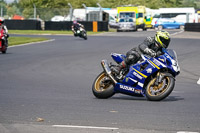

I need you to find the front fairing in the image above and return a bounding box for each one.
[162,48,180,75]
[121,49,180,89]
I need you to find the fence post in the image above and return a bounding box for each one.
[68,3,73,21]
[97,3,102,21]
[82,4,87,21]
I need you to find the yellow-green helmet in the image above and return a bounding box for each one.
[155,31,170,48]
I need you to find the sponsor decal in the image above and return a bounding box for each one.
[120,85,135,92]
[133,72,143,80]
[132,68,147,78]
[135,89,141,94]
[129,77,137,83]
[146,68,152,73]
[158,58,164,62]
[125,77,129,82]
[153,59,161,66]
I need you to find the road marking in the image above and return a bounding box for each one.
[52,125,119,130]
[177,131,199,133]
[171,30,184,36]
[172,91,183,93]
[197,78,200,85]
[8,39,55,48]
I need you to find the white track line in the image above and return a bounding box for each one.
[177,131,199,133]
[8,39,55,48]
[52,125,119,130]
[171,30,184,36]
[197,78,200,85]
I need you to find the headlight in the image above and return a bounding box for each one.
[172,65,180,72]
[171,59,180,72]
[171,60,177,66]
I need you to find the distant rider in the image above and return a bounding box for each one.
[112,30,171,74]
[0,17,9,47]
[71,20,84,36]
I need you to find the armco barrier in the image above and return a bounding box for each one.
[5,20,42,30]
[4,20,108,31]
[45,21,108,31]
[185,23,200,32]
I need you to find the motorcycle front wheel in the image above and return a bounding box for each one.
[92,72,115,99]
[82,32,87,40]
[145,74,175,101]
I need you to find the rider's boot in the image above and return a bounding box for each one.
[111,61,127,74]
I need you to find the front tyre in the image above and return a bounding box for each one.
[83,32,87,40]
[145,75,175,101]
[92,72,115,99]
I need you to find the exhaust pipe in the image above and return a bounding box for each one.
[101,60,117,84]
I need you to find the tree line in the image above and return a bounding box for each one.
[1,0,200,20]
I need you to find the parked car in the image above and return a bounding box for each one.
[154,18,185,30]
[51,16,65,22]
[117,18,136,32]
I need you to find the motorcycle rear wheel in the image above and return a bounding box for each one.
[1,45,7,54]
[92,72,115,99]
[145,74,175,101]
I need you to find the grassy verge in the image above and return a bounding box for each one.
[9,30,105,35]
[8,37,49,46]
[7,29,117,46]
[8,29,116,35]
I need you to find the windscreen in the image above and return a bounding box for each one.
[138,13,143,18]
[166,49,178,61]
[120,12,135,18]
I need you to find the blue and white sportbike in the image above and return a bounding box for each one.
[92,48,180,101]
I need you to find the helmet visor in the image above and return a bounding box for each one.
[159,36,170,48]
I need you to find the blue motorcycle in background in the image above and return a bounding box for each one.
[92,48,180,101]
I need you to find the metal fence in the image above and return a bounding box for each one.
[1,6,105,22]
[2,7,71,21]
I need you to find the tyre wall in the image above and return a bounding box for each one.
[5,20,108,31]
[185,23,200,32]
[45,21,108,31]
[5,20,42,30]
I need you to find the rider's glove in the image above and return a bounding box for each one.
[156,51,163,56]
[144,48,156,57]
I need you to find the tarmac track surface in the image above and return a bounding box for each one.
[0,30,200,133]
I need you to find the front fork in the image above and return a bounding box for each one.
[154,72,175,86]
[154,72,163,86]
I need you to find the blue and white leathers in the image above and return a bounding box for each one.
[110,48,180,97]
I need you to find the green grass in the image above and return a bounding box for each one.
[8,30,112,35]
[7,29,117,46]
[8,37,49,46]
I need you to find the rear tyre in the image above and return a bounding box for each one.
[145,74,175,101]
[92,72,115,99]
[2,45,7,54]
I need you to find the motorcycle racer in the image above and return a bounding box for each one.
[112,30,171,74]
[0,17,9,47]
[71,20,84,36]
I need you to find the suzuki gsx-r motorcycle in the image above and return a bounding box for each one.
[92,48,180,101]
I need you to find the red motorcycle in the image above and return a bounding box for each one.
[0,27,7,54]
